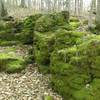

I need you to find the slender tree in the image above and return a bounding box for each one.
[88,0,96,28]
[96,0,100,30]
[20,0,26,8]
[0,0,7,18]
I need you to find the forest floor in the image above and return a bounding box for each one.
[0,46,62,100]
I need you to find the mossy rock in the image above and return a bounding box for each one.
[0,20,17,33]
[69,22,80,30]
[83,20,88,25]
[0,39,19,46]
[34,14,56,32]
[96,21,100,31]
[43,95,53,100]
[73,79,100,100]
[49,34,100,100]
[54,29,85,49]
[0,58,25,73]
[0,21,22,44]
[70,17,79,22]
[50,75,72,99]
[34,32,55,65]
[23,13,42,32]
[60,21,81,31]
[0,53,25,73]
[14,14,42,44]
[34,11,69,32]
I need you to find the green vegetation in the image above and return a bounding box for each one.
[0,11,100,99]
[34,11,69,32]
[50,35,100,99]
[34,32,55,65]
[0,52,25,73]
[31,11,100,100]
[43,95,53,100]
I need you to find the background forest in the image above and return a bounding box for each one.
[0,0,100,100]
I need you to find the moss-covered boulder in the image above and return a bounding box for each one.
[0,14,42,45]
[0,20,13,33]
[43,95,53,100]
[60,21,81,31]
[34,11,69,32]
[54,29,85,49]
[22,14,42,33]
[70,16,79,22]
[73,79,100,100]
[72,35,100,78]
[0,21,19,46]
[16,14,42,44]
[34,32,55,65]
[49,34,100,100]
[0,51,25,73]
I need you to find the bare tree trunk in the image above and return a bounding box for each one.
[88,0,96,28]
[20,0,26,8]
[96,0,100,30]
[0,0,7,19]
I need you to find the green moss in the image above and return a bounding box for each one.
[73,88,93,100]
[49,34,100,100]
[0,51,25,73]
[54,29,85,49]
[0,21,12,32]
[83,20,88,25]
[25,55,34,64]
[43,95,53,100]
[34,32,55,65]
[34,11,69,32]
[96,21,100,31]
[38,65,50,74]
[6,59,25,73]
[50,75,72,99]
[69,22,80,30]
[70,17,79,22]
[34,14,56,32]
[0,21,22,45]
[61,17,80,31]
[0,58,25,73]
[73,79,100,100]
[0,40,19,46]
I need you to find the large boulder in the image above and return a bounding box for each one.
[0,53,25,73]
[50,35,100,99]
[34,11,69,32]
[54,29,85,49]
[34,32,55,65]
[17,14,42,44]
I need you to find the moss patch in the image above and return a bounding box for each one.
[34,11,69,32]
[49,35,100,99]
[0,49,25,73]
